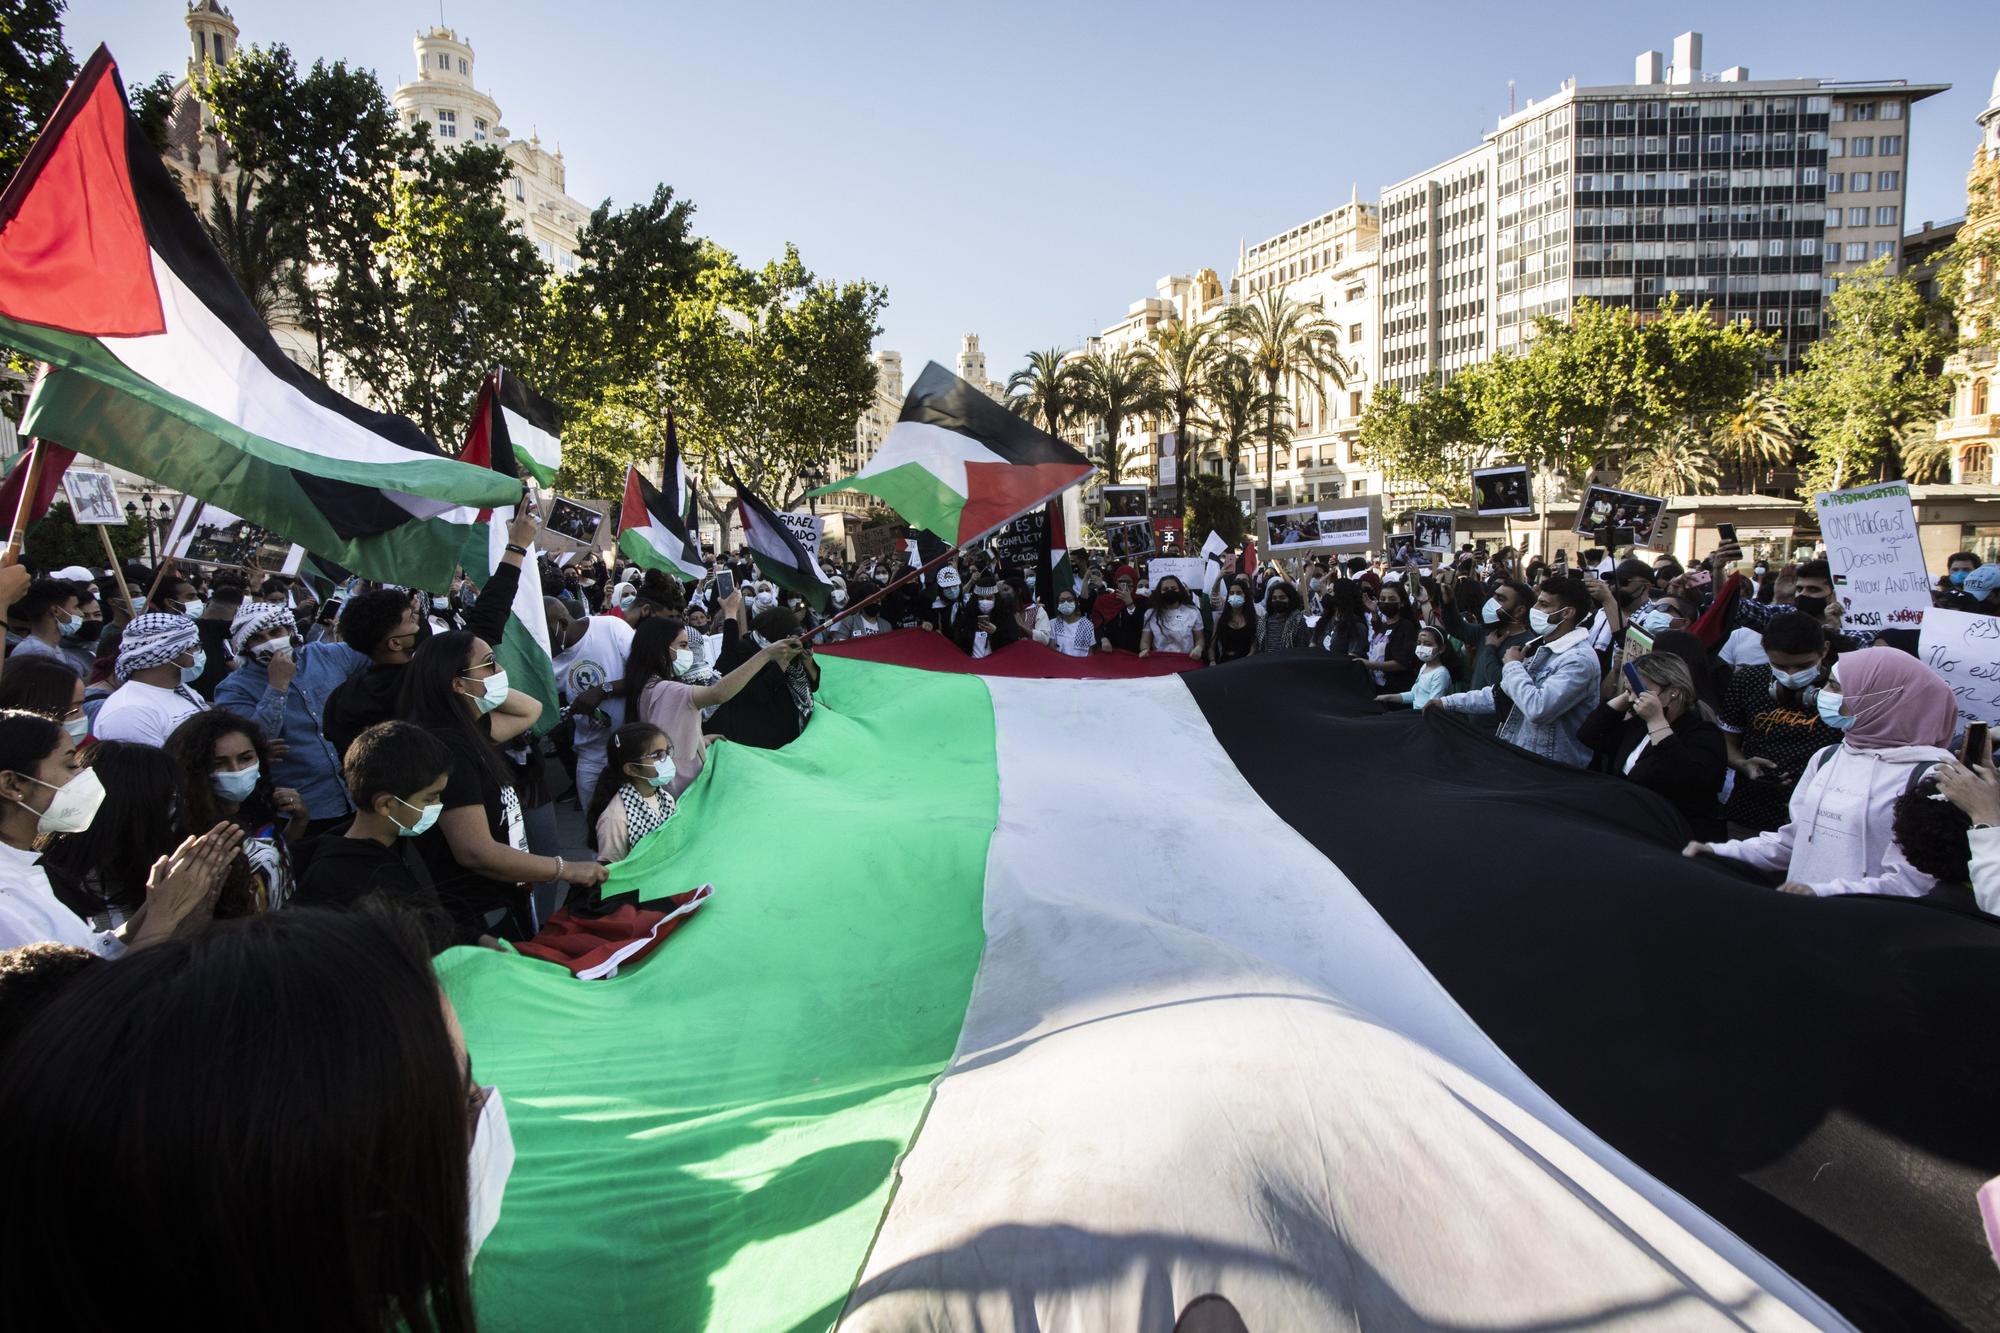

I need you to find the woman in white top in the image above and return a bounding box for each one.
[1139,576,1203,659]
[0,709,241,956]
[1048,590,1096,658]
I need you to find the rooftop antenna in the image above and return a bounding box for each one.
[1508,79,1516,115]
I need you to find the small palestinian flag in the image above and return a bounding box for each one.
[0,49,517,588]
[487,368,562,487]
[617,466,703,580]
[455,386,558,735]
[810,360,1092,545]
[733,478,833,611]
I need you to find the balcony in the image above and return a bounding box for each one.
[1939,414,1997,444]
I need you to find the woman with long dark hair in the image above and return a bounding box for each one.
[0,907,494,1331]
[1209,576,1259,664]
[0,654,86,742]
[399,631,605,939]
[165,709,307,913]
[621,617,797,796]
[40,741,187,933]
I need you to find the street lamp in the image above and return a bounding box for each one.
[135,490,158,564]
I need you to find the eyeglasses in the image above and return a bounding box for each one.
[639,749,671,763]
[459,657,498,677]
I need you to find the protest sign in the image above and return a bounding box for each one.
[1413,511,1453,554]
[1812,480,1931,633]
[851,524,906,565]
[59,469,122,525]
[1106,518,1152,561]
[778,511,824,558]
[1102,485,1148,520]
[1315,496,1380,553]
[1918,607,2000,731]
[990,507,1049,570]
[541,496,603,546]
[1151,516,1185,556]
[1472,465,1533,516]
[1573,484,1666,548]
[165,500,305,575]
[1146,557,1210,599]
[1263,505,1323,552]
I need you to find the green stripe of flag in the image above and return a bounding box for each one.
[816,461,965,543]
[437,657,995,1330]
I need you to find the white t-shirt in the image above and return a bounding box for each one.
[92,679,208,747]
[552,615,636,767]
[1144,604,1202,654]
[0,841,123,957]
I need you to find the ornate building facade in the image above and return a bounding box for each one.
[1944,68,2000,486]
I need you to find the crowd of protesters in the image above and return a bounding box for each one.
[2,495,1998,1326]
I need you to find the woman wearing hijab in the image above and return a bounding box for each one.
[1687,647,1961,897]
[1256,579,1312,653]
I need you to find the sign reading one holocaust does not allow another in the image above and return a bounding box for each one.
[1812,480,1932,633]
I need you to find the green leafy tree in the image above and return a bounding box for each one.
[1354,377,1481,504]
[128,71,177,154]
[201,46,411,379]
[1183,471,1246,549]
[1897,420,1952,483]
[1071,346,1163,487]
[1620,429,1721,496]
[25,500,143,569]
[320,137,548,441]
[1219,291,1349,505]
[1194,352,1284,497]
[1138,319,1222,490]
[203,171,285,321]
[1782,259,1953,494]
[1006,347,1078,439]
[0,0,77,182]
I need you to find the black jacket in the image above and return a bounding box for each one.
[293,831,459,951]
[1577,705,1729,840]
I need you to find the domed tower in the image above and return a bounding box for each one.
[184,1,237,79]
[957,334,987,387]
[391,27,503,147]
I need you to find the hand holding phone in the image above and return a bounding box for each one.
[1962,721,1991,767]
[713,569,735,601]
[1622,662,1646,697]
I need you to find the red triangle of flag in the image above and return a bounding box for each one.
[0,47,164,339]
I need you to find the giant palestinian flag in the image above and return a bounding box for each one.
[0,49,519,588]
[454,373,558,734]
[734,477,834,611]
[440,637,2000,1332]
[809,360,1093,545]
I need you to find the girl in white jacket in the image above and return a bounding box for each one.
[1686,647,1960,897]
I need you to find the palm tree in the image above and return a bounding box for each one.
[1194,354,1288,501]
[1219,292,1351,506]
[1621,430,1721,497]
[205,174,285,322]
[1087,436,1148,487]
[1895,420,1952,483]
[1006,347,1078,439]
[1710,386,1796,492]
[1071,345,1164,486]
[1137,319,1222,490]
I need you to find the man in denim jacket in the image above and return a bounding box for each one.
[1433,577,1602,767]
[215,602,370,833]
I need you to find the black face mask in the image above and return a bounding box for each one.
[1380,602,1403,619]
[1794,594,1829,620]
[1269,599,1292,615]
[74,619,104,644]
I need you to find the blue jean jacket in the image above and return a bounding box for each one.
[214,641,370,820]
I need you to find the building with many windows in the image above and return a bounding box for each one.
[390,28,591,272]
[1943,67,2000,487]
[1381,32,1945,387]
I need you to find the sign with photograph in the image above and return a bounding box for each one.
[1105,517,1153,561]
[1919,607,2000,731]
[1813,479,1932,632]
[59,469,123,525]
[1102,485,1148,520]
[1413,511,1454,553]
[1573,484,1667,548]
[1263,504,1324,551]
[541,496,604,546]
[1471,464,1533,516]
[1151,515,1185,556]
[164,501,305,575]
[1315,496,1380,553]
[1386,533,1418,566]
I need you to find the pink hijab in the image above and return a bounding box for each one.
[1832,647,1960,752]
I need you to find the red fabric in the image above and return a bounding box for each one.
[0,439,76,527]
[956,461,1092,544]
[820,628,1201,678]
[1243,538,1257,576]
[515,890,710,978]
[0,49,164,338]
[1688,571,1746,649]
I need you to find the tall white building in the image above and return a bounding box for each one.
[390,27,590,271]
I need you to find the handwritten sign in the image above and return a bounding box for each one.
[1812,480,1931,632]
[1918,607,2000,731]
[779,511,823,557]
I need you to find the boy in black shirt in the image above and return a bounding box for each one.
[295,721,464,950]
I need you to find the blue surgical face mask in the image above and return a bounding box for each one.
[56,612,82,637]
[212,764,260,802]
[461,667,510,714]
[640,760,674,789]
[1773,665,1822,691]
[179,649,206,686]
[1951,569,1971,587]
[1816,689,1853,731]
[392,794,442,837]
[1635,606,1677,634]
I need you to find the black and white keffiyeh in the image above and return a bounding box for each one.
[115,612,198,682]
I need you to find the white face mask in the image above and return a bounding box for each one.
[212,764,261,803]
[831,589,848,607]
[250,639,291,667]
[754,591,777,610]
[1227,593,1246,607]
[1415,645,1437,662]
[463,668,510,714]
[977,598,996,614]
[1528,608,1561,636]
[1481,597,1502,625]
[672,647,695,675]
[15,766,105,835]
[1057,600,1076,616]
[466,1087,515,1265]
[180,599,206,621]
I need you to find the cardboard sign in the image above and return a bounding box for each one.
[1413,511,1453,553]
[1313,496,1380,553]
[990,507,1049,570]
[164,500,305,575]
[59,469,124,525]
[1472,465,1533,516]
[541,496,603,546]
[1812,480,1931,632]
[1918,606,2000,730]
[1573,484,1667,548]
[778,511,823,557]
[1105,517,1152,561]
[1263,504,1324,552]
[1145,557,1210,599]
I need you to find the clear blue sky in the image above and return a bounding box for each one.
[68,1,2000,386]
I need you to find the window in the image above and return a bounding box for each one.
[1876,206,1898,226]
[1973,379,1990,416]
[436,108,456,138]
[1349,391,1363,417]
[437,52,449,70]
[1801,237,1820,256]
[1797,308,1818,325]
[1828,210,1842,229]
[1707,134,1725,152]
[1850,102,1875,121]
[1352,479,1368,496]
[1849,207,1869,226]
[1848,171,1870,192]
[1880,135,1902,155]
[1966,447,1995,483]
[1872,241,1893,260]
[1830,103,1847,122]
[1768,238,1785,258]
[1644,136,1661,153]
[513,177,525,200]
[1881,101,1903,120]
[1675,135,1691,153]
[1851,137,1874,156]
[1348,323,1362,342]
[458,58,468,75]
[1829,138,1845,158]
[1765,309,1784,326]
[1845,242,1866,262]
[1878,170,1900,191]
